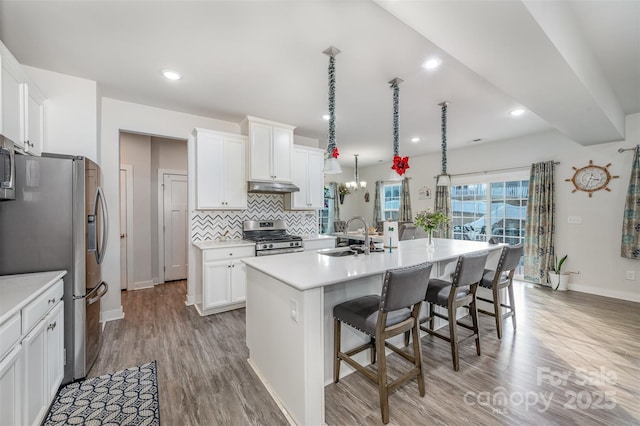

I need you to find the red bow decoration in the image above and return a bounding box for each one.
[391,155,410,175]
[332,147,340,158]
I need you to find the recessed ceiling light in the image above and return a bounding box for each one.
[510,108,526,117]
[322,114,330,120]
[411,137,420,143]
[161,70,182,80]
[422,58,442,70]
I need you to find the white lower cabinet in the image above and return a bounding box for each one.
[0,344,23,426]
[0,276,64,426]
[23,315,47,426]
[197,245,254,315]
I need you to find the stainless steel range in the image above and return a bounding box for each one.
[243,220,304,256]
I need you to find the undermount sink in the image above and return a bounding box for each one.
[319,249,359,257]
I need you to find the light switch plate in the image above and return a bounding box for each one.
[568,216,582,224]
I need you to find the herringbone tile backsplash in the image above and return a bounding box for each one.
[192,194,319,242]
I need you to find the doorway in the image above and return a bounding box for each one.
[119,165,134,290]
[119,133,188,290]
[159,170,188,282]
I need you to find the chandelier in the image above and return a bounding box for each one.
[323,46,342,174]
[436,101,451,187]
[346,154,366,191]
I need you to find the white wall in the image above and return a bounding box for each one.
[100,98,239,321]
[23,66,98,160]
[356,113,640,302]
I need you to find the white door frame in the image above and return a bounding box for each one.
[158,168,188,284]
[120,164,134,291]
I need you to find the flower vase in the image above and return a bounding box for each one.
[426,229,435,248]
[339,194,345,205]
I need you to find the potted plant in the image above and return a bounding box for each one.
[414,209,449,248]
[337,183,350,204]
[548,254,569,291]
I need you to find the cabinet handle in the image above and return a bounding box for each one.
[48,298,56,304]
[47,321,57,331]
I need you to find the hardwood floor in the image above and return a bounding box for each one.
[90,280,640,425]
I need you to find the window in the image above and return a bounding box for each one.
[381,182,401,220]
[451,176,528,246]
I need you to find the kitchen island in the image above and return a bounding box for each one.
[243,238,502,425]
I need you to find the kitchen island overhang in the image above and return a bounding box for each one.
[243,238,504,426]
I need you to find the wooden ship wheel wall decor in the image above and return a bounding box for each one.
[566,160,619,197]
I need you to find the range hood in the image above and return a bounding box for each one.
[247,181,300,194]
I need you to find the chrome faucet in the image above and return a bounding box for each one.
[345,216,370,255]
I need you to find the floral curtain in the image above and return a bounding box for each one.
[373,181,382,226]
[434,186,452,238]
[622,146,640,259]
[399,178,412,221]
[523,161,555,283]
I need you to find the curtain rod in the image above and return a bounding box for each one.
[436,161,560,179]
[618,146,637,153]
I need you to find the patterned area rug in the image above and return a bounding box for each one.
[45,361,160,426]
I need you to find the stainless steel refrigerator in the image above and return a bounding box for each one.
[0,153,109,384]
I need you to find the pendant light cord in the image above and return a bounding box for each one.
[392,80,399,156]
[440,101,448,174]
[327,55,336,155]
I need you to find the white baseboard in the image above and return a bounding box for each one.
[132,279,155,291]
[101,306,124,323]
[185,294,195,306]
[568,283,640,303]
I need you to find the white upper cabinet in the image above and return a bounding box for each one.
[285,146,325,210]
[193,128,247,210]
[0,41,46,154]
[243,116,295,182]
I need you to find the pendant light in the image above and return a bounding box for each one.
[346,154,366,191]
[323,46,342,174]
[389,77,409,178]
[436,101,451,187]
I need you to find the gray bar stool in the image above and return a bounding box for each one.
[333,262,433,424]
[419,251,488,371]
[477,244,523,339]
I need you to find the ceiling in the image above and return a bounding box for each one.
[0,0,638,167]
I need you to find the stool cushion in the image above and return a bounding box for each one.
[334,295,412,336]
[425,279,470,306]
[479,269,509,289]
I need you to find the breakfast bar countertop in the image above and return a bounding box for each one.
[243,238,502,291]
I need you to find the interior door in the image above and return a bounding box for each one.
[163,174,188,281]
[119,169,128,290]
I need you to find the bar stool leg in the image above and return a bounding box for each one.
[412,317,425,397]
[470,293,481,356]
[334,318,341,383]
[448,304,460,371]
[508,282,517,331]
[493,286,503,339]
[376,336,390,424]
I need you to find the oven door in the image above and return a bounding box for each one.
[0,135,16,201]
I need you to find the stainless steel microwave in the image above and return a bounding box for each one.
[0,134,16,201]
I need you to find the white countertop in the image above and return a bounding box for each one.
[243,238,503,291]
[193,235,336,250]
[0,270,67,324]
[192,239,255,250]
